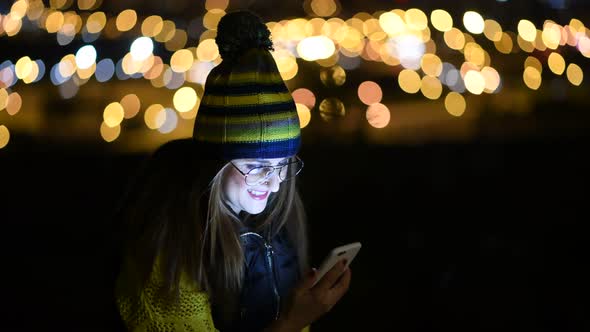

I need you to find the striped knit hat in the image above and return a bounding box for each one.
[192,11,300,160]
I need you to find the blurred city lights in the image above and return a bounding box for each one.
[0,88,8,110]
[100,122,120,142]
[75,45,97,69]
[366,103,390,128]
[6,92,23,115]
[463,11,485,34]
[130,37,154,61]
[173,87,198,113]
[523,66,542,90]
[121,94,141,119]
[431,9,453,32]
[95,58,115,82]
[566,63,583,86]
[0,125,9,149]
[144,104,166,129]
[116,9,137,32]
[298,36,336,61]
[398,69,421,93]
[170,49,194,73]
[444,92,466,117]
[320,65,346,86]
[358,81,383,105]
[104,102,125,127]
[295,103,311,128]
[158,108,179,134]
[292,88,316,109]
[319,97,345,121]
[464,70,486,94]
[548,52,566,75]
[518,19,537,42]
[421,76,443,100]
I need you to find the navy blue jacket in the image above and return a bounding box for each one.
[225,225,301,332]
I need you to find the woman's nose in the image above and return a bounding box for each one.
[267,172,280,192]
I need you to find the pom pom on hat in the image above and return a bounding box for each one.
[192,11,300,161]
[215,11,274,63]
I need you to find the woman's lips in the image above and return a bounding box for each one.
[247,189,269,200]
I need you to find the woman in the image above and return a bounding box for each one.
[114,11,351,332]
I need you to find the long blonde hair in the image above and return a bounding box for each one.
[116,139,308,320]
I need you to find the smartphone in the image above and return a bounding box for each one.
[312,242,361,287]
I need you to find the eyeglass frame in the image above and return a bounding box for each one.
[230,155,304,185]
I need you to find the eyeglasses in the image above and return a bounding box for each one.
[230,156,304,186]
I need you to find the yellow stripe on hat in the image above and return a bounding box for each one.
[195,124,299,143]
[202,92,294,107]
[197,111,296,125]
[208,72,285,86]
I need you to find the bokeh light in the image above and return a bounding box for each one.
[86,12,107,34]
[296,103,311,128]
[6,92,23,115]
[548,52,565,75]
[444,92,466,117]
[420,76,443,100]
[484,19,503,42]
[100,122,120,142]
[170,49,194,73]
[0,125,9,149]
[566,63,583,86]
[15,56,33,79]
[358,81,383,105]
[405,8,428,30]
[495,32,513,54]
[0,88,8,110]
[398,69,421,94]
[480,66,501,93]
[444,28,466,50]
[95,58,115,82]
[320,65,346,87]
[173,87,198,113]
[103,102,125,127]
[75,45,97,69]
[121,94,141,119]
[144,104,166,129]
[130,37,154,61]
[116,9,137,32]
[464,70,486,95]
[158,108,178,134]
[518,19,536,42]
[298,36,336,61]
[525,56,543,74]
[421,54,443,77]
[196,38,219,62]
[319,98,345,121]
[430,9,453,32]
[142,15,164,37]
[523,66,542,90]
[366,103,391,128]
[463,11,485,34]
[292,88,316,109]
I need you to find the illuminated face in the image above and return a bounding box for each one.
[222,158,286,215]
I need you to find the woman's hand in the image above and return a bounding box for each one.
[269,259,352,332]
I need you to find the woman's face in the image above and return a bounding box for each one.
[223,157,286,215]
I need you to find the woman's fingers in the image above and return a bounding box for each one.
[313,260,347,293]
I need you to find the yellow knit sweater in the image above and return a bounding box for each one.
[115,257,310,332]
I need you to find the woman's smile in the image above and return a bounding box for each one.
[247,189,269,200]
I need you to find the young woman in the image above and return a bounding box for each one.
[114,11,351,332]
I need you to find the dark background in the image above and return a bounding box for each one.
[3,132,590,331]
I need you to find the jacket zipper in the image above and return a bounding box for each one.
[240,232,281,320]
